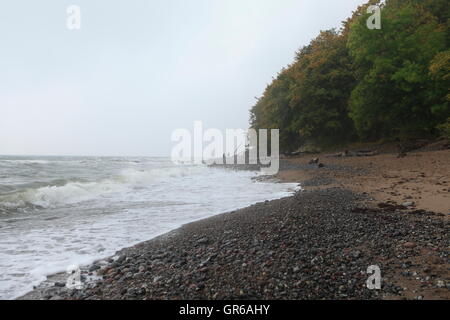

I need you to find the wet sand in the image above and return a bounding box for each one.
[19,148,449,300]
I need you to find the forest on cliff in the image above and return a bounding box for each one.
[249,0,449,153]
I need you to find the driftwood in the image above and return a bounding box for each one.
[286,150,318,156]
[326,150,379,158]
[355,150,379,157]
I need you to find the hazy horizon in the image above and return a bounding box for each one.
[0,0,367,157]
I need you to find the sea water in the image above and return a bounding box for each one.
[0,156,298,299]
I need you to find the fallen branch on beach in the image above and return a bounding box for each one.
[326,150,379,158]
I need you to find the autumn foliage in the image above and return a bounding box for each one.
[249,0,450,152]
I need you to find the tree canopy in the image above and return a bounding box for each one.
[250,0,450,152]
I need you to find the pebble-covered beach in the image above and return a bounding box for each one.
[20,156,449,300]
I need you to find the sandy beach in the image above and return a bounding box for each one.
[19,143,449,300]
[277,144,450,216]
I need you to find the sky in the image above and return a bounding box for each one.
[0,0,367,156]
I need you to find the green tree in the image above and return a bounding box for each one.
[288,30,357,147]
[250,0,450,152]
[348,0,449,139]
[250,68,299,152]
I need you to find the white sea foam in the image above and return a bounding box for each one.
[0,166,204,211]
[0,156,299,299]
[0,159,52,164]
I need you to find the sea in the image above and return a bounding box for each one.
[0,155,298,299]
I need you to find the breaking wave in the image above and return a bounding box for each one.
[0,166,204,212]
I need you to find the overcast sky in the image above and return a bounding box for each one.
[0,0,367,156]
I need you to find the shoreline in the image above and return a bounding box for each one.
[19,149,449,300]
[16,165,301,300]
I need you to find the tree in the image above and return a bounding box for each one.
[249,0,450,151]
[347,0,449,139]
[250,68,299,152]
[288,30,357,146]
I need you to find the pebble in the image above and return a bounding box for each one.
[402,201,414,207]
[403,242,416,249]
[89,265,100,272]
[21,176,448,301]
